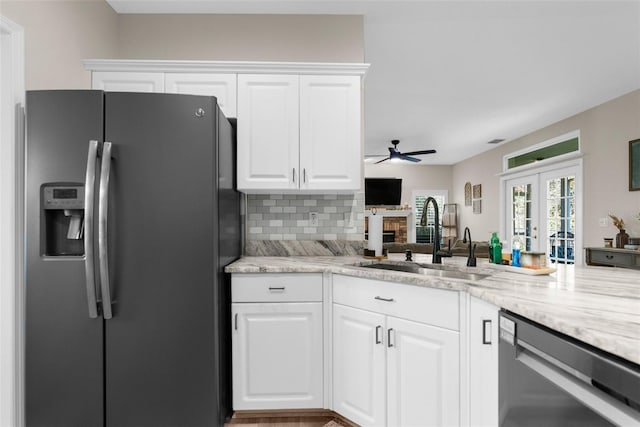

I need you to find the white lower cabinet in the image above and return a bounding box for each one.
[468,296,499,427]
[333,304,386,426]
[387,316,460,427]
[230,272,494,426]
[332,275,461,427]
[231,274,324,410]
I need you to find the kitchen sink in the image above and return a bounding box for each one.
[362,263,490,282]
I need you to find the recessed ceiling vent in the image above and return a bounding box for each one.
[487,138,505,144]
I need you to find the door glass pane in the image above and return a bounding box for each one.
[546,176,575,264]
[512,184,533,251]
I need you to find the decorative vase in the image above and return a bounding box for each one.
[615,229,629,248]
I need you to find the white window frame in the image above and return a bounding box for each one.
[500,157,584,265]
[412,189,448,245]
[502,130,582,174]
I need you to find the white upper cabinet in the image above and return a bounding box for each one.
[92,71,164,93]
[84,61,368,193]
[237,74,362,193]
[165,73,237,117]
[299,75,361,191]
[236,74,300,191]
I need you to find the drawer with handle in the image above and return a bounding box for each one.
[587,249,636,267]
[232,273,323,302]
[333,274,460,331]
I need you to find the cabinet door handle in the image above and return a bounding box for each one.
[387,328,395,348]
[268,286,285,291]
[605,255,614,260]
[303,168,306,183]
[375,325,382,344]
[482,319,492,345]
[375,296,395,302]
[292,168,296,183]
[234,313,238,330]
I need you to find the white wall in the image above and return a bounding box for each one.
[0,4,364,91]
[452,89,640,247]
[117,14,364,62]
[0,0,119,89]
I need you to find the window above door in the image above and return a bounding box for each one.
[503,130,581,173]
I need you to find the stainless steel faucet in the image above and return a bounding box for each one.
[462,226,477,267]
[420,196,447,264]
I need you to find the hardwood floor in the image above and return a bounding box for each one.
[226,410,356,427]
[226,416,335,427]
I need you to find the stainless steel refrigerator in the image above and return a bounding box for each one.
[25,90,241,427]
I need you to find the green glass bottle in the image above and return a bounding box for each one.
[490,232,502,264]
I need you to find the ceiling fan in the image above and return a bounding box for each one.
[366,139,436,164]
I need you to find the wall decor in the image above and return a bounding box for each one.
[472,184,482,199]
[630,139,640,191]
[473,199,482,214]
[464,182,472,206]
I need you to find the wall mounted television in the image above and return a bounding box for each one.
[365,178,402,206]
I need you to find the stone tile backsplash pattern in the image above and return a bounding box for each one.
[246,193,365,241]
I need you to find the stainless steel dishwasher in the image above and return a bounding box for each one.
[499,310,640,426]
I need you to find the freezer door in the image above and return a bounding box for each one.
[25,90,104,427]
[103,92,227,426]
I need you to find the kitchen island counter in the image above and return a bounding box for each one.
[226,254,640,365]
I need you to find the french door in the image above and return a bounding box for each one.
[505,176,540,253]
[504,163,581,265]
[541,168,579,265]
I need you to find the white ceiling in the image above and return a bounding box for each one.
[107,0,640,165]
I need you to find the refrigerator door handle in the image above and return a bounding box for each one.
[98,141,114,319]
[84,140,99,319]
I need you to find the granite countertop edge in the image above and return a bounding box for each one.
[226,255,640,365]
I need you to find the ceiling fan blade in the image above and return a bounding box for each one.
[375,157,390,164]
[402,149,437,156]
[398,154,421,163]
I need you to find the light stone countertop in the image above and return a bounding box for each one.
[226,254,640,365]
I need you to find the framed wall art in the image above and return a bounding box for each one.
[630,139,640,191]
[472,184,482,199]
[464,182,472,206]
[473,199,482,214]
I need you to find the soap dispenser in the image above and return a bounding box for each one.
[512,236,523,267]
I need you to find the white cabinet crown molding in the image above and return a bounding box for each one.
[83,59,370,77]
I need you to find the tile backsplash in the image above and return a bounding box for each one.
[246,193,365,241]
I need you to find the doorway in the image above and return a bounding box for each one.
[503,161,582,265]
[1,15,25,427]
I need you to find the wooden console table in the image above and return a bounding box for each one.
[585,247,640,270]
